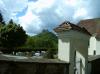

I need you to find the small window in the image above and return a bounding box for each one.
[93,50,96,55]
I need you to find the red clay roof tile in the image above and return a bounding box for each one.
[78,18,100,39]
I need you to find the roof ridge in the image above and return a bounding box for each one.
[54,21,91,35]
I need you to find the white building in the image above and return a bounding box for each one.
[54,18,100,74]
[78,18,100,55]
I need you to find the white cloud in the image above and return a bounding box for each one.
[2,0,28,12]
[74,8,87,19]
[17,0,56,35]
[18,8,43,35]
[0,0,100,35]
[65,0,78,6]
[0,0,28,22]
[28,0,55,14]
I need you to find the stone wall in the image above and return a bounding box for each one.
[0,60,69,74]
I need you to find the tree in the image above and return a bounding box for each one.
[0,12,5,46]
[21,36,35,49]
[37,30,58,49]
[35,30,58,58]
[0,20,27,48]
[26,30,58,50]
[0,12,5,25]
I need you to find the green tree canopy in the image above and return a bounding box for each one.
[23,30,58,51]
[35,30,58,49]
[0,20,27,48]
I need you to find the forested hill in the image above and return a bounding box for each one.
[22,30,58,51]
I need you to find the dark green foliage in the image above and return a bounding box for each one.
[35,30,58,49]
[0,12,5,46]
[0,20,27,48]
[22,36,35,49]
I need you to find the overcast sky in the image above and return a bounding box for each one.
[0,0,100,35]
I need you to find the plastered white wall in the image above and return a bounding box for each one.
[96,40,100,55]
[88,36,96,55]
[57,30,90,74]
[58,38,70,62]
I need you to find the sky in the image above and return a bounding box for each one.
[0,0,100,35]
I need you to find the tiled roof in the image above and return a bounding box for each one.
[54,21,91,35]
[78,18,100,40]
